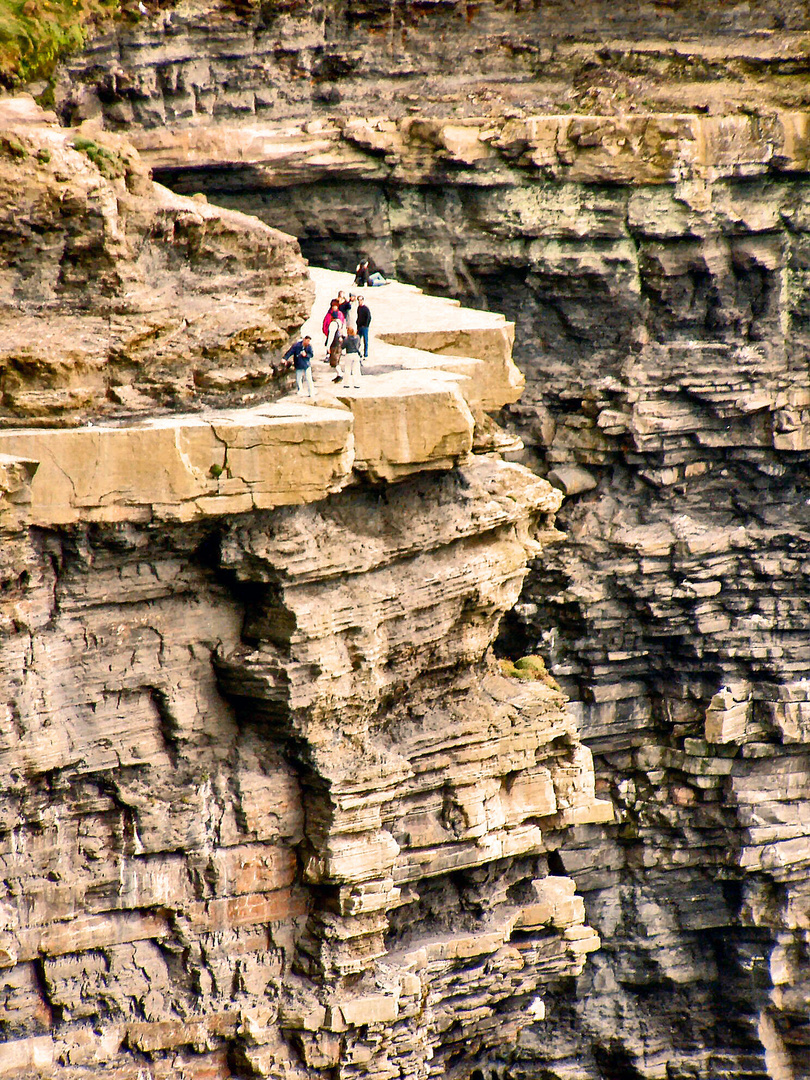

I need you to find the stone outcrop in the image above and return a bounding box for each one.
[0,98,608,1080]
[0,96,312,427]
[47,2,810,1075]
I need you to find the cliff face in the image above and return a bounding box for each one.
[0,99,613,1079]
[3,461,601,1080]
[47,2,810,1077]
[56,0,810,127]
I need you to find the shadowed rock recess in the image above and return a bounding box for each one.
[8,1,810,1077]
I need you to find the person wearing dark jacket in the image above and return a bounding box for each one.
[339,324,363,388]
[355,296,372,360]
[354,258,388,287]
[283,335,315,398]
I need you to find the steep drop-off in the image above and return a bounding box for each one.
[0,98,613,1079]
[48,2,810,1076]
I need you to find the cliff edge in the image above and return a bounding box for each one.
[0,98,608,1080]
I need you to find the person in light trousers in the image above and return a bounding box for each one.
[340,324,363,388]
[284,335,315,398]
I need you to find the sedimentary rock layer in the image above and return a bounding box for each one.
[161,117,810,1080]
[0,98,608,1079]
[0,453,611,1079]
[55,0,810,128]
[39,2,810,1075]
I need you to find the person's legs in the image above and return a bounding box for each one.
[304,366,315,397]
[359,325,369,359]
[295,368,305,394]
[349,353,362,388]
[369,273,388,286]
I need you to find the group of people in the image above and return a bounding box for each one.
[322,291,372,386]
[283,256,389,399]
[284,288,373,398]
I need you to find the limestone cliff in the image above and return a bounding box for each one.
[0,99,610,1079]
[45,2,810,1077]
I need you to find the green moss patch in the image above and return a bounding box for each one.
[0,0,122,87]
[498,654,561,691]
[70,134,128,179]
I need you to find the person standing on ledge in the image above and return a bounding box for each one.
[356,295,372,361]
[340,323,363,389]
[283,335,315,398]
[322,298,346,357]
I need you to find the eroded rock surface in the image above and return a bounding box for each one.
[48,2,810,1075]
[0,96,311,426]
[0,96,605,1080]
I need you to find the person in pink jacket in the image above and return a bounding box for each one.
[322,300,346,356]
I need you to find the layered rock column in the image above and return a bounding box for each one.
[0,99,609,1078]
[0,450,608,1080]
[212,459,608,1077]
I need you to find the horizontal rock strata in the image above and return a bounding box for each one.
[72,86,810,1080]
[55,0,810,129]
[0,96,605,1079]
[37,3,810,1074]
[0,453,610,1079]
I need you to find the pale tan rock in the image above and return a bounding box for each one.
[0,409,355,525]
[339,994,400,1027]
[0,1035,55,1076]
[339,374,475,482]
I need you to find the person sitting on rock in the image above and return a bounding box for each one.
[354,257,389,287]
[322,299,345,357]
[283,334,315,398]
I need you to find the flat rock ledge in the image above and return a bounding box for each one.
[0,267,523,525]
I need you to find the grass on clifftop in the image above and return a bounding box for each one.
[0,0,122,86]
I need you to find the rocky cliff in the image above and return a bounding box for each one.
[43,2,810,1077]
[0,98,614,1079]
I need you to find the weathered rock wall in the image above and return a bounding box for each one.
[0,99,611,1079]
[2,456,606,1080]
[0,97,312,427]
[32,2,810,1076]
[253,128,810,1080]
[56,0,810,128]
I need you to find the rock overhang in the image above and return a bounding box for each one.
[0,227,528,520]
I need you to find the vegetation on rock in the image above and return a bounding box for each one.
[499,654,561,691]
[0,0,118,86]
[70,133,128,178]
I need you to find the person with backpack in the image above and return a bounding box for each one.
[283,335,315,398]
[322,299,345,358]
[328,319,346,381]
